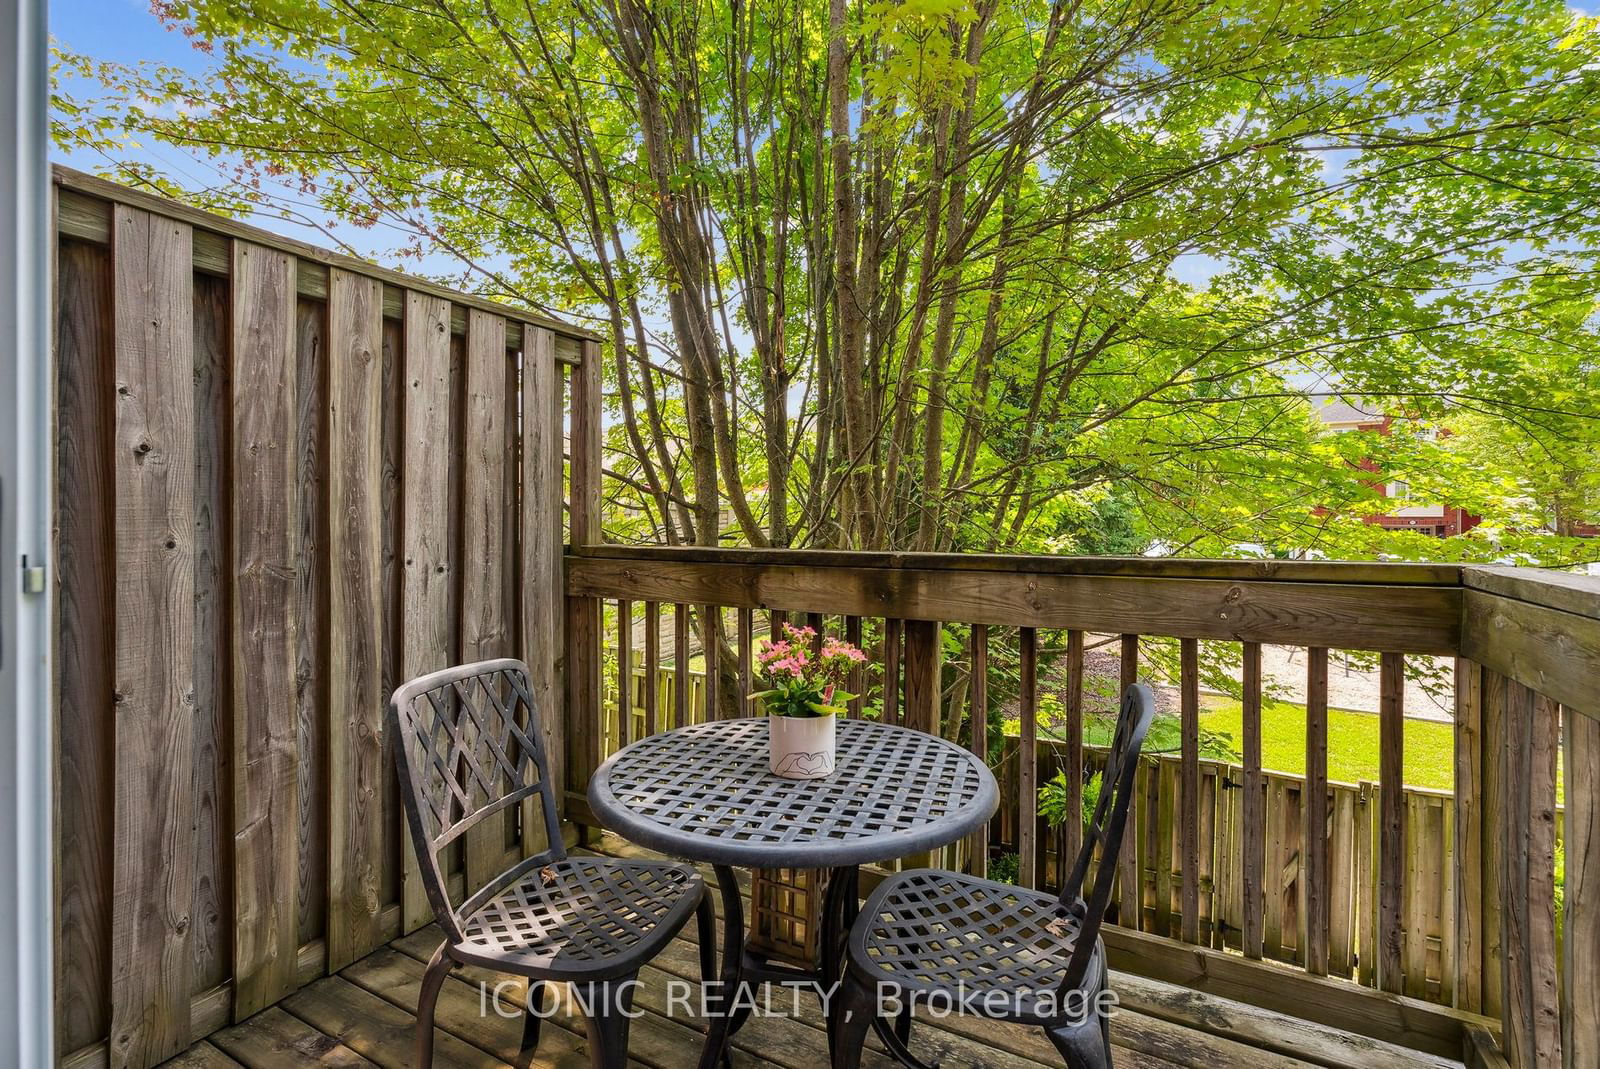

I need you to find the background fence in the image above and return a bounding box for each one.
[51,167,596,1069]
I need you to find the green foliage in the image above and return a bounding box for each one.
[50,0,1600,560]
[986,852,1020,886]
[1039,770,1102,831]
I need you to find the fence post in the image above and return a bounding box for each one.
[564,339,603,836]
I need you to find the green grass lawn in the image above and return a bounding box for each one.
[1198,698,1455,791]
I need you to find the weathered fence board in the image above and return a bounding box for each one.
[519,325,564,834]
[109,204,198,1067]
[55,237,117,1058]
[1564,708,1600,1069]
[294,294,325,952]
[191,272,231,998]
[229,239,303,1020]
[326,269,387,972]
[461,307,510,892]
[398,290,455,932]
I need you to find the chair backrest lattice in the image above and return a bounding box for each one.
[389,658,564,935]
[1056,682,1156,994]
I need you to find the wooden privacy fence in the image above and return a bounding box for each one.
[50,167,600,1069]
[997,745,1466,1002]
[565,546,1600,1068]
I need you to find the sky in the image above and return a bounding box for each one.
[51,0,476,274]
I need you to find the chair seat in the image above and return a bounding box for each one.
[452,855,704,980]
[847,868,1105,1024]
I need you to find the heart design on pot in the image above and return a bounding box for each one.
[772,750,834,777]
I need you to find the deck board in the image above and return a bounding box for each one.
[154,922,1341,1069]
[157,835,1466,1069]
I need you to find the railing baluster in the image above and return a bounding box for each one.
[1180,637,1201,945]
[644,601,660,737]
[969,625,990,875]
[1063,630,1084,865]
[1304,646,1330,976]
[883,618,903,725]
[674,602,690,728]
[1242,640,1265,960]
[1378,651,1405,994]
[1564,705,1600,1069]
[903,621,940,736]
[1453,658,1485,1013]
[1498,682,1561,1067]
[1118,634,1141,928]
[616,599,632,748]
[1483,668,1506,1015]
[703,604,720,720]
[770,608,787,641]
[737,608,752,719]
[845,616,863,718]
[1019,626,1038,889]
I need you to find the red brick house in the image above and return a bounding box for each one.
[1314,397,1481,537]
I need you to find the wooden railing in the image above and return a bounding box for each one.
[49,169,1596,1069]
[564,545,1600,1068]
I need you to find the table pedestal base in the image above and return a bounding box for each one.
[697,864,937,1069]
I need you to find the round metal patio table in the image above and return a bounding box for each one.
[588,716,997,1069]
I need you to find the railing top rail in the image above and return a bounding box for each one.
[53,164,603,346]
[572,543,1466,586]
[1462,565,1600,620]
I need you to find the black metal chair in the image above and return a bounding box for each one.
[391,658,715,1069]
[832,683,1156,1069]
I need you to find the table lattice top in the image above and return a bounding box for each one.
[587,718,998,868]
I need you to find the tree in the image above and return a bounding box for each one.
[53,0,1600,560]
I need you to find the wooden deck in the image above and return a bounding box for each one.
[158,840,1465,1069]
[157,923,1465,1069]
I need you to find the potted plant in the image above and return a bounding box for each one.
[750,623,866,778]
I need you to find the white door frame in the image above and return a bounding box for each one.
[0,0,55,1063]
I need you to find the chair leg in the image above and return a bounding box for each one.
[895,1000,913,1045]
[416,943,453,1069]
[831,969,877,1069]
[521,980,546,1054]
[1044,1013,1113,1069]
[577,972,638,1069]
[695,892,717,986]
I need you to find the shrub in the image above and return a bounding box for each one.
[1038,770,1102,829]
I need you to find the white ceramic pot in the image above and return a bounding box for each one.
[768,714,836,779]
